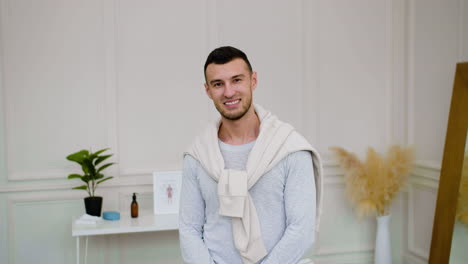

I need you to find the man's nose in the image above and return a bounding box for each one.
[223,82,235,98]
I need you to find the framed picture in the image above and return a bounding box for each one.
[153,171,182,215]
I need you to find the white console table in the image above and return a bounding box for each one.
[72,213,178,264]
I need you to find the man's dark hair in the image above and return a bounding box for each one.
[204,46,253,77]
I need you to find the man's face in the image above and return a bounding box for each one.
[204,58,257,121]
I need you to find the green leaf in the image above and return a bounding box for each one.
[95,173,104,180]
[94,148,109,156]
[67,174,83,180]
[97,176,113,184]
[97,163,115,173]
[72,185,88,190]
[81,164,89,174]
[81,175,90,183]
[94,154,112,166]
[83,159,96,176]
[89,148,109,161]
[66,150,89,164]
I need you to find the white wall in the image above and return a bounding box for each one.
[0,0,466,263]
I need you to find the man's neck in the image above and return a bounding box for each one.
[218,106,260,145]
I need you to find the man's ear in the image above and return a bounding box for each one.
[251,72,258,91]
[204,83,213,99]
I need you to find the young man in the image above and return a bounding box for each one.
[179,46,323,264]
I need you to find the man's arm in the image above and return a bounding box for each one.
[179,155,215,264]
[261,151,316,264]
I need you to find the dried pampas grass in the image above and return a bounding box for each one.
[456,155,468,226]
[330,145,414,218]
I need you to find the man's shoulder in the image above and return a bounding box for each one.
[184,120,218,157]
[283,129,314,151]
[285,150,313,163]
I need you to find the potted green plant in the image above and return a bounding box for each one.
[66,148,115,216]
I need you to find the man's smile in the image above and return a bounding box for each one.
[224,99,241,108]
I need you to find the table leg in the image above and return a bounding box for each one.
[76,236,80,264]
[85,236,88,264]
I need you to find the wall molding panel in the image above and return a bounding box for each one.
[404,252,429,264]
[406,162,440,263]
[406,0,416,147]
[103,0,120,183]
[407,181,436,260]
[301,0,320,145]
[114,0,210,177]
[391,0,409,145]
[315,171,376,258]
[458,0,465,60]
[206,0,218,52]
[7,193,84,263]
[1,0,109,182]
[385,0,395,146]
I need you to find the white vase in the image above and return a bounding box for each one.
[374,214,392,264]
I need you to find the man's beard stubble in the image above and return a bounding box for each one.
[214,94,252,121]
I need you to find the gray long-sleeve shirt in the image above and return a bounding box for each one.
[179,140,316,264]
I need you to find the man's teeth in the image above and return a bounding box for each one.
[225,100,240,105]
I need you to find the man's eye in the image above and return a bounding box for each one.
[234,78,242,83]
[213,83,222,87]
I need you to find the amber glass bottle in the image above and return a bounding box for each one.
[131,193,138,218]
